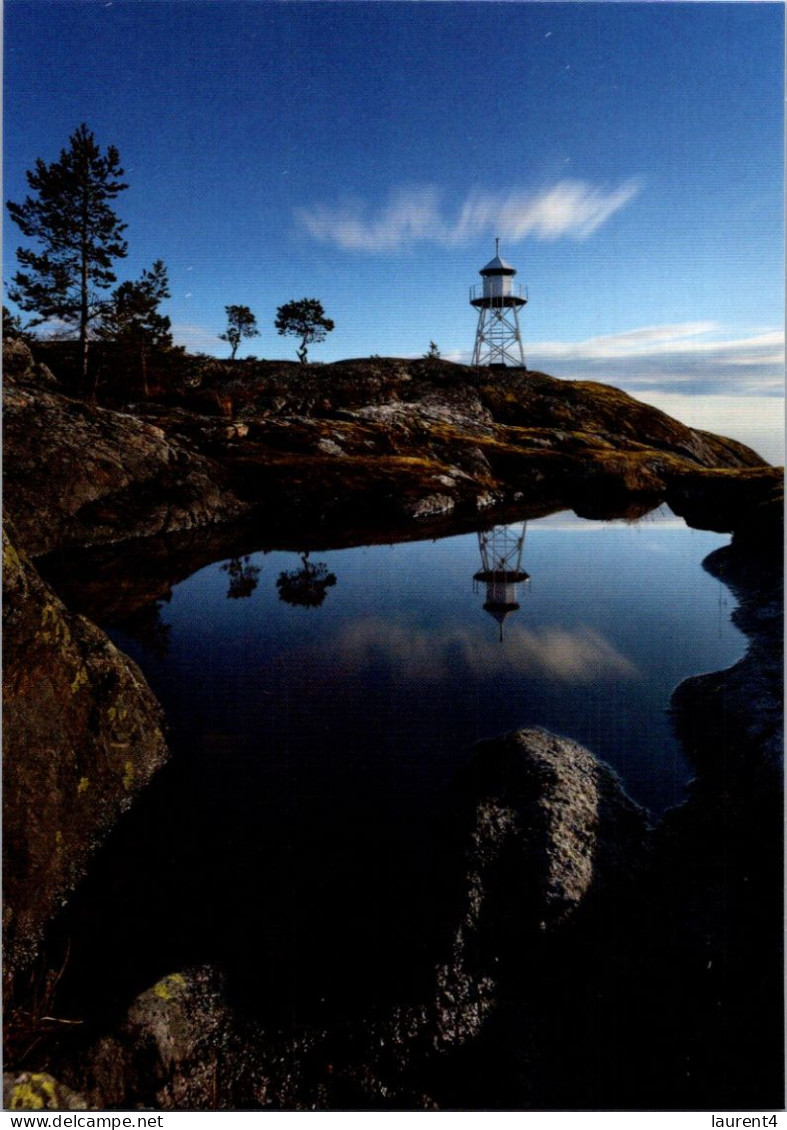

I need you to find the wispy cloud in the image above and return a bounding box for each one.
[531,322,721,360]
[531,323,783,368]
[527,323,784,397]
[297,179,642,252]
[443,322,783,394]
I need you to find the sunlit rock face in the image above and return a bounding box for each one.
[3,344,780,559]
[2,531,169,994]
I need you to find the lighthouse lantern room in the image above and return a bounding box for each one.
[470,239,528,368]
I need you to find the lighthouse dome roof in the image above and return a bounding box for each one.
[480,253,516,275]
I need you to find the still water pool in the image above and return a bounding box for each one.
[52,513,744,1028]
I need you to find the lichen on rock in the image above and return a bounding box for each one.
[2,528,170,997]
[3,1071,87,1111]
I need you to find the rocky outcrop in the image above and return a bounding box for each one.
[49,729,652,1111]
[2,343,782,1109]
[11,697,782,1109]
[72,969,238,1111]
[2,530,169,999]
[2,338,59,388]
[666,466,784,548]
[638,541,784,1109]
[3,353,248,558]
[4,345,780,558]
[430,729,649,1052]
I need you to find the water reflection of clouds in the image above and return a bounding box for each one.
[640,538,682,557]
[327,617,640,684]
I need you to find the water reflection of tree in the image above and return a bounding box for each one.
[221,556,261,599]
[276,553,337,608]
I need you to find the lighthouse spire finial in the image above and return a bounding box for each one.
[495,236,500,257]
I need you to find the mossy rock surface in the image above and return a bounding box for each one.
[2,528,169,995]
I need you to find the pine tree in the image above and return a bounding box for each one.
[6,123,128,384]
[219,304,260,360]
[2,305,30,342]
[275,298,334,364]
[97,260,172,396]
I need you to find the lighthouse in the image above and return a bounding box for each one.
[470,239,528,368]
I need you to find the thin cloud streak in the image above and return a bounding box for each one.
[445,322,784,397]
[531,324,783,365]
[297,179,642,252]
[520,323,784,399]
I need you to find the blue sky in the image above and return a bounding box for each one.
[4,1,784,461]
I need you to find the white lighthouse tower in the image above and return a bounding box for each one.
[470,239,528,368]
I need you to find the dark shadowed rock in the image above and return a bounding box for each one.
[3,372,248,557]
[74,968,239,1111]
[666,466,783,548]
[2,530,169,996]
[3,338,59,387]
[3,338,36,378]
[631,541,785,1110]
[671,542,783,786]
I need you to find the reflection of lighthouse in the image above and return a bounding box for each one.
[473,523,530,640]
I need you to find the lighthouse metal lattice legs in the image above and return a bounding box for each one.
[477,523,527,577]
[472,304,525,367]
